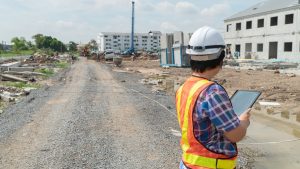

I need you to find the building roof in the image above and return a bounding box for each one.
[99,31,161,36]
[225,0,300,21]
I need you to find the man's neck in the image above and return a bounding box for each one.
[192,71,214,80]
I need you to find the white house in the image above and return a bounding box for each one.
[97,31,161,53]
[224,0,300,61]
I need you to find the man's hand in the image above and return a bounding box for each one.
[239,108,251,128]
[224,108,252,143]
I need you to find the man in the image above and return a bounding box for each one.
[176,26,251,169]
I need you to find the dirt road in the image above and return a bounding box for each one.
[0,58,180,168]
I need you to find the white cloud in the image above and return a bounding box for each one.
[175,1,198,14]
[200,2,230,17]
[155,1,175,12]
[93,0,130,9]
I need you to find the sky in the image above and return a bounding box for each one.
[0,0,263,44]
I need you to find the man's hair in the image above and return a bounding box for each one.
[190,50,225,73]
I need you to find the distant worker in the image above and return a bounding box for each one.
[176,26,251,169]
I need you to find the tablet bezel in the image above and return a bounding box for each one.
[230,90,262,115]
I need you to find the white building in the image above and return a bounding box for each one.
[97,31,161,53]
[160,31,192,67]
[224,0,300,61]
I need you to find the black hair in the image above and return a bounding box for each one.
[190,50,225,73]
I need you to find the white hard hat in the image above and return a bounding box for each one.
[186,26,225,61]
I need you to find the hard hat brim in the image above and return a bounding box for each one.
[187,48,223,61]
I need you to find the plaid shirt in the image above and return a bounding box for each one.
[194,83,240,156]
[180,83,240,169]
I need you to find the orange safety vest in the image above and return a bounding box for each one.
[176,77,237,169]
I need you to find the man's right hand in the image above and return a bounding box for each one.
[239,108,251,128]
[224,108,252,142]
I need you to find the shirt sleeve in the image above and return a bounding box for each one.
[204,84,240,133]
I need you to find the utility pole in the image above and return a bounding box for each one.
[130,0,135,54]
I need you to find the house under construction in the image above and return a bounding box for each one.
[224,0,300,61]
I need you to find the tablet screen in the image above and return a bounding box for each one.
[230,90,261,116]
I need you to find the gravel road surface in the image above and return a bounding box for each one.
[0,58,181,168]
[2,57,298,169]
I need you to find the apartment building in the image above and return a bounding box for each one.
[97,31,161,53]
[224,0,300,60]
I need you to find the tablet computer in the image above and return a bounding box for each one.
[230,90,261,116]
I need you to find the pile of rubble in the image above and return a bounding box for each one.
[0,53,73,108]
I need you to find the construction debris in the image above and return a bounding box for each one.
[113,57,123,67]
[0,91,15,102]
[3,71,46,77]
[0,53,74,106]
[287,73,296,77]
[0,74,27,82]
[0,62,21,71]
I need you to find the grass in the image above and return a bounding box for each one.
[36,68,55,77]
[1,82,41,89]
[0,50,34,57]
[54,61,69,69]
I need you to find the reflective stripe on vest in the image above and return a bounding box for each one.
[183,152,236,169]
[176,78,237,169]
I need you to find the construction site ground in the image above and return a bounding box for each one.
[116,59,300,169]
[0,57,299,168]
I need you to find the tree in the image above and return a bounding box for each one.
[32,34,66,52]
[0,43,3,54]
[11,37,28,51]
[68,41,78,52]
[26,41,35,50]
[32,34,44,49]
[88,39,98,52]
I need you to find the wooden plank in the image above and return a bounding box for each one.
[0,74,27,82]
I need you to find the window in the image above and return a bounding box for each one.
[236,23,241,31]
[226,24,232,32]
[257,19,264,28]
[285,14,294,24]
[270,16,278,26]
[245,43,252,52]
[284,42,293,52]
[246,21,252,29]
[257,44,263,52]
